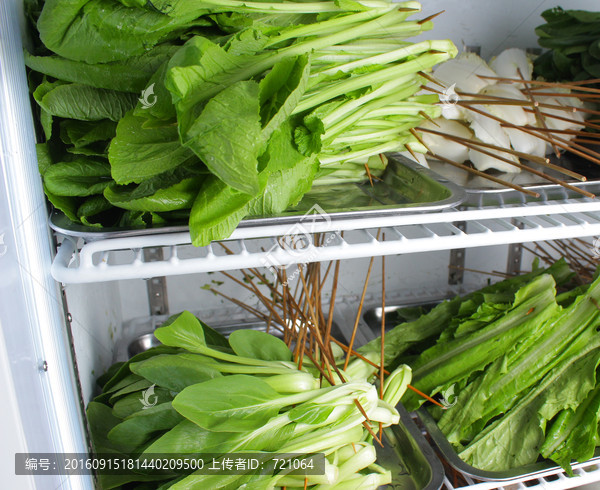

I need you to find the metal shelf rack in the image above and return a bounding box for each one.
[51,186,600,284]
[441,458,600,490]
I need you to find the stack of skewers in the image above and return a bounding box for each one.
[405,48,600,199]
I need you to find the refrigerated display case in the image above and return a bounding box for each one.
[3,0,600,488]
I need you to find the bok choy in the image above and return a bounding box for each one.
[88,311,412,489]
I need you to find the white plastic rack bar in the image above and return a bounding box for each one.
[441,457,600,490]
[50,194,600,283]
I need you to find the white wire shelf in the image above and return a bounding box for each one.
[51,192,600,283]
[441,457,600,490]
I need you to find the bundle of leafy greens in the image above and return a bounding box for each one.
[360,258,600,473]
[25,0,456,246]
[533,7,600,85]
[89,311,412,489]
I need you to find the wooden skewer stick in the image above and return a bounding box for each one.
[417,125,586,181]
[298,269,337,383]
[418,110,440,126]
[417,126,548,165]
[364,163,374,186]
[324,260,341,359]
[573,138,600,145]
[343,252,376,371]
[476,75,600,93]
[418,10,445,24]
[425,151,540,198]
[456,90,600,116]
[331,337,390,375]
[518,68,561,158]
[407,384,446,409]
[517,126,600,138]
[508,91,600,100]
[420,84,443,95]
[522,108,600,131]
[463,105,600,194]
[417,71,446,88]
[522,244,554,263]
[409,129,538,195]
[448,265,512,278]
[438,129,594,197]
[457,97,586,114]
[523,124,600,165]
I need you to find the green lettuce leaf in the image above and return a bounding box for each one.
[104,177,202,212]
[35,82,137,122]
[108,111,197,184]
[183,80,263,195]
[44,158,112,196]
[37,0,204,63]
[24,44,178,92]
[188,176,254,247]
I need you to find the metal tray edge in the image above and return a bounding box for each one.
[48,155,466,241]
[396,403,445,490]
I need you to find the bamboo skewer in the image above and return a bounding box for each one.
[344,254,376,371]
[573,138,600,145]
[518,68,561,158]
[417,125,586,181]
[522,108,600,131]
[418,124,591,195]
[461,105,598,197]
[522,125,600,166]
[409,128,540,197]
[417,10,445,25]
[417,125,539,165]
[324,260,341,359]
[477,74,600,93]
[422,149,540,198]
[519,126,600,138]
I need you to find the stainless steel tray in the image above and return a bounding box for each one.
[378,404,444,490]
[418,407,600,482]
[49,154,465,241]
[119,316,445,489]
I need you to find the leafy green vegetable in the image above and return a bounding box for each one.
[36,82,137,121]
[130,353,223,392]
[60,120,117,148]
[104,177,202,212]
[107,402,184,448]
[108,112,197,185]
[36,0,205,64]
[534,7,600,84]
[24,45,179,93]
[541,384,600,475]
[366,259,600,473]
[44,159,112,196]
[87,311,412,489]
[182,80,263,195]
[173,374,285,432]
[28,0,456,243]
[228,329,292,361]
